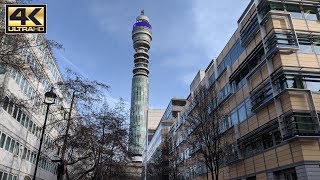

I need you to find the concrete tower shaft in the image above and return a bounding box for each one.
[129,11,152,161]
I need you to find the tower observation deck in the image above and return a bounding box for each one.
[129,10,152,162]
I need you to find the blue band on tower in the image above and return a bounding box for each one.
[133,21,152,30]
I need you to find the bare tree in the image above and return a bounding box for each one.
[63,100,130,180]
[52,69,132,179]
[147,139,170,180]
[186,85,227,180]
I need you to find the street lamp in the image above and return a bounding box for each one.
[33,88,57,180]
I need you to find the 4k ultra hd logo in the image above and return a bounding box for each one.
[5,4,46,34]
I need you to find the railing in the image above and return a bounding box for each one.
[282,112,320,139]
[264,28,299,58]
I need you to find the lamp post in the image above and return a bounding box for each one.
[57,90,75,180]
[33,88,57,180]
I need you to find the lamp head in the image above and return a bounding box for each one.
[44,88,57,105]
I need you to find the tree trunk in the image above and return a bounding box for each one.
[206,166,209,180]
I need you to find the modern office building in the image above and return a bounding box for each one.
[129,10,153,162]
[144,99,186,180]
[0,3,68,180]
[168,0,320,179]
[142,109,165,165]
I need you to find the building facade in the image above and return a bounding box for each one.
[145,99,186,180]
[129,11,153,162]
[169,0,320,179]
[0,2,68,180]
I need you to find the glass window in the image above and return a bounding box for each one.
[23,83,29,94]
[270,2,284,11]
[14,142,19,155]
[15,72,21,84]
[5,136,11,151]
[30,152,35,163]
[17,110,22,122]
[245,100,252,117]
[21,114,26,126]
[24,117,30,128]
[32,124,36,134]
[303,6,319,21]
[251,138,263,153]
[33,152,36,164]
[238,104,247,123]
[22,147,27,159]
[3,96,9,111]
[12,105,18,119]
[26,149,30,161]
[11,69,17,79]
[27,86,32,97]
[0,133,6,148]
[293,76,304,89]
[274,129,282,145]
[3,173,8,180]
[276,34,289,45]
[305,79,320,92]
[314,44,320,54]
[28,121,33,132]
[9,139,15,153]
[231,110,238,125]
[243,143,253,157]
[262,132,273,149]
[286,5,303,19]
[8,101,14,115]
[298,43,313,53]
[19,77,25,90]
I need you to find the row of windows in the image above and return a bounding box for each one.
[239,128,282,158]
[179,162,206,179]
[268,32,320,55]
[251,83,273,110]
[265,30,298,55]
[0,170,18,180]
[232,47,265,92]
[0,130,57,174]
[276,74,320,93]
[0,34,53,93]
[3,96,54,148]
[11,69,41,105]
[230,99,252,125]
[240,14,259,47]
[260,2,320,21]
[26,50,51,91]
[297,34,320,54]
[11,68,63,112]
[8,34,59,93]
[35,35,62,84]
[217,84,232,105]
[283,112,320,139]
[173,99,251,150]
[217,40,245,77]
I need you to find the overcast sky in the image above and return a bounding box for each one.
[45,0,251,109]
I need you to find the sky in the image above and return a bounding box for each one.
[42,0,251,109]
